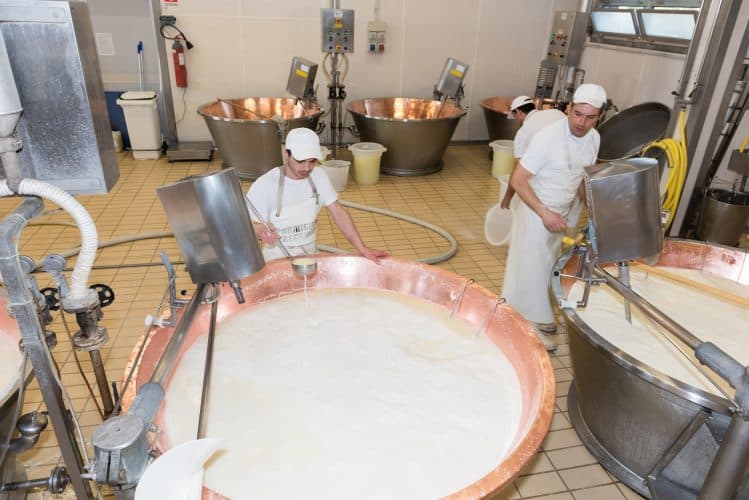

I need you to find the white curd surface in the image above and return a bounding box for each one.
[163,288,522,499]
[569,267,749,396]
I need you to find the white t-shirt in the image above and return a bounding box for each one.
[513,109,566,159]
[520,118,599,214]
[246,167,338,224]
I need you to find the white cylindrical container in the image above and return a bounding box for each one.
[484,175,515,246]
[348,142,387,185]
[489,140,514,179]
[117,91,162,160]
[320,159,350,192]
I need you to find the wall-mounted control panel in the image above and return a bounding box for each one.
[322,8,355,54]
[547,11,589,67]
[367,20,386,53]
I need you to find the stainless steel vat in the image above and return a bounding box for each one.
[480,97,521,141]
[597,102,671,162]
[198,98,324,180]
[0,1,119,194]
[347,98,466,176]
[551,239,749,499]
[122,256,556,499]
[697,189,749,247]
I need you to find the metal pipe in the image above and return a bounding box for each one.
[150,283,207,386]
[698,414,749,500]
[197,296,219,439]
[617,261,632,324]
[0,198,92,498]
[148,0,178,145]
[89,349,114,416]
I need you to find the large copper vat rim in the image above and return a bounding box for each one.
[197,97,324,125]
[347,97,467,122]
[551,238,748,414]
[122,255,555,499]
[480,96,512,115]
[0,295,27,411]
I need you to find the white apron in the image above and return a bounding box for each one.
[262,168,320,261]
[501,126,591,324]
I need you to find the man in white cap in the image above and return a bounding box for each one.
[246,127,387,262]
[501,83,607,351]
[501,96,566,209]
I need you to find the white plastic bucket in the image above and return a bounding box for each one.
[484,175,516,246]
[489,139,514,179]
[348,142,387,185]
[117,91,162,160]
[321,159,350,192]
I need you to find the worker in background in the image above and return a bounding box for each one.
[500,96,566,209]
[501,83,607,352]
[246,127,388,263]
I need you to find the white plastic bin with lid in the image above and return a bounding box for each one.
[117,91,162,160]
[484,174,518,246]
[321,159,350,192]
[489,140,514,179]
[348,142,387,185]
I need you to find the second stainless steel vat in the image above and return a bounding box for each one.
[480,97,521,141]
[347,98,466,176]
[551,239,749,499]
[198,97,324,180]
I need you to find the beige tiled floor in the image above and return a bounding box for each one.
[1,145,648,499]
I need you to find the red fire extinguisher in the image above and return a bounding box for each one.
[172,38,187,88]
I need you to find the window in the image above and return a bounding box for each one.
[589,0,702,53]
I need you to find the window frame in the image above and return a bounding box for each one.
[588,0,702,54]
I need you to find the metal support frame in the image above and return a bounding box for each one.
[148,0,177,146]
[0,199,92,498]
[670,0,749,235]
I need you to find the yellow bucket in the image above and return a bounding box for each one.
[489,140,514,179]
[348,142,387,185]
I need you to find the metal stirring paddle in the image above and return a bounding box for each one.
[246,199,317,277]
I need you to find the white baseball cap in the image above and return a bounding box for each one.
[507,96,534,120]
[573,84,607,109]
[285,127,324,161]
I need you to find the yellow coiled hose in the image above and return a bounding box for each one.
[740,135,749,153]
[641,109,688,231]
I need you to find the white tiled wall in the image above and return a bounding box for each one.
[136,0,584,142]
[580,43,685,110]
[96,0,687,142]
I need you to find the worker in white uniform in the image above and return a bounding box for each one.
[501,84,606,352]
[246,127,387,262]
[500,96,566,209]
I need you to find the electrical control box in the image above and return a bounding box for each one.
[286,56,318,101]
[367,20,386,53]
[546,11,590,67]
[321,8,354,54]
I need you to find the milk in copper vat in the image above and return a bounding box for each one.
[570,267,749,395]
[163,288,523,499]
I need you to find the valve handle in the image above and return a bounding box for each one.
[90,284,115,308]
[40,287,60,311]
